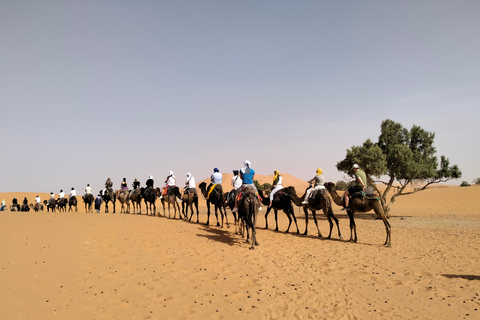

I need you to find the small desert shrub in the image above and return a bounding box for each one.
[460,181,471,187]
[335,180,348,191]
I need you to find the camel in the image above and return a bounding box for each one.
[56,198,68,212]
[82,194,94,213]
[115,190,130,213]
[29,202,44,212]
[43,199,56,212]
[198,182,229,228]
[283,186,342,240]
[258,189,299,234]
[141,187,160,216]
[324,182,391,246]
[182,190,199,223]
[68,196,78,212]
[161,186,183,219]
[237,186,260,250]
[130,189,142,214]
[102,188,116,213]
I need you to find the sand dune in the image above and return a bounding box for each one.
[1,182,479,319]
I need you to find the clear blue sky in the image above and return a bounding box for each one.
[1,0,479,193]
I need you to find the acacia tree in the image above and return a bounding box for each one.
[336,119,461,216]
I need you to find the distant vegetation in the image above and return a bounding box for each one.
[253,180,272,192]
[460,181,471,187]
[473,178,480,185]
[335,180,348,191]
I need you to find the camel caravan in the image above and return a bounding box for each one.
[3,163,392,249]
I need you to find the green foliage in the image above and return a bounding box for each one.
[262,183,272,192]
[336,119,462,215]
[253,180,272,192]
[335,180,348,191]
[460,181,471,187]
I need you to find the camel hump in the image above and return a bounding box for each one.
[243,186,256,194]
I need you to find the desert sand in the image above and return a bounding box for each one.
[1,175,479,319]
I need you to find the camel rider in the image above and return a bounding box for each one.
[233,160,259,212]
[120,178,128,194]
[132,178,140,190]
[121,178,128,189]
[102,178,113,198]
[184,172,197,196]
[161,171,176,198]
[146,175,154,188]
[269,170,284,207]
[0,199,5,211]
[343,164,367,210]
[228,170,242,203]
[302,168,326,204]
[131,178,140,196]
[50,192,55,199]
[105,178,113,189]
[95,193,102,213]
[69,187,76,199]
[35,195,41,204]
[206,168,222,198]
[59,189,65,199]
[85,184,92,197]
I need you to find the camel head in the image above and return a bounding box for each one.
[282,186,296,196]
[324,182,336,191]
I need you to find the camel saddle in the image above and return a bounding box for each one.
[236,186,262,202]
[306,187,327,200]
[349,186,374,199]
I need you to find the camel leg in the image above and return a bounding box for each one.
[285,209,292,233]
[303,207,309,235]
[194,198,199,223]
[205,202,211,226]
[347,209,357,243]
[290,208,300,234]
[274,210,279,232]
[374,207,392,247]
[311,210,323,238]
[264,207,271,230]
[214,206,220,227]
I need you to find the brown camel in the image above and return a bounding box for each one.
[283,186,342,240]
[237,186,260,249]
[257,189,299,234]
[324,182,391,247]
[29,202,44,212]
[198,182,229,228]
[182,189,199,223]
[141,187,160,216]
[102,188,116,213]
[115,190,130,213]
[44,199,56,212]
[161,186,183,219]
[57,198,68,212]
[68,196,78,212]
[82,194,94,213]
[130,189,142,214]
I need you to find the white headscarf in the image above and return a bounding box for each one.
[149,175,153,180]
[241,160,251,174]
[186,172,191,181]
[169,171,175,179]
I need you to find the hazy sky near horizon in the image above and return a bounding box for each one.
[1,0,479,194]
